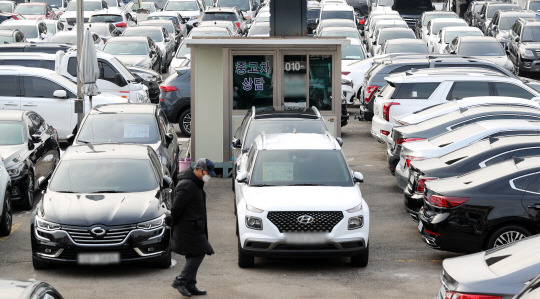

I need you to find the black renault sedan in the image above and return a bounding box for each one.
[419,156,540,253]
[31,144,173,269]
[0,110,59,210]
[405,135,540,220]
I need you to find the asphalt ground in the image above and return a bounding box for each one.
[0,106,461,298]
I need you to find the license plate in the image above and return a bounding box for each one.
[77,252,120,265]
[284,233,326,244]
[418,221,423,232]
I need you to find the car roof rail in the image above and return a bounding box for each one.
[325,131,336,150]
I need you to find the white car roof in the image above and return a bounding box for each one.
[148,11,180,17]
[254,133,340,150]
[476,119,540,130]
[441,26,482,33]
[321,4,354,11]
[386,67,509,83]
[1,19,42,26]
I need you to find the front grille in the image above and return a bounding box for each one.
[267,211,344,233]
[402,17,417,29]
[63,225,135,245]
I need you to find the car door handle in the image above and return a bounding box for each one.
[528,204,540,210]
[23,104,37,107]
[4,103,18,106]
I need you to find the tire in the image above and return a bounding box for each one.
[0,191,12,237]
[154,251,172,269]
[237,240,254,268]
[178,109,191,137]
[32,256,51,270]
[350,244,369,267]
[487,225,531,249]
[20,172,34,211]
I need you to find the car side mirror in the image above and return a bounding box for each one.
[31,134,41,142]
[515,36,520,42]
[236,172,248,183]
[53,89,67,98]
[37,176,48,190]
[163,175,173,187]
[165,132,174,143]
[66,133,75,144]
[335,137,343,147]
[232,138,241,148]
[492,25,498,31]
[353,171,364,183]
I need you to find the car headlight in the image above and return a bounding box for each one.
[245,216,262,230]
[348,216,363,230]
[35,216,62,231]
[137,215,165,229]
[246,203,263,213]
[346,204,362,213]
[189,16,198,20]
[7,163,24,177]
[136,92,145,103]
[521,49,535,59]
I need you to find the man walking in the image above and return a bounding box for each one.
[171,158,216,297]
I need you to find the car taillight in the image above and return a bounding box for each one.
[115,22,127,27]
[405,155,421,168]
[426,195,470,208]
[415,177,437,193]
[178,24,181,29]
[364,85,378,104]
[395,138,424,145]
[359,18,365,25]
[160,85,178,92]
[341,71,350,75]
[235,22,241,28]
[444,291,501,299]
[383,102,400,121]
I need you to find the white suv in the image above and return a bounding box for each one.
[234,132,369,268]
[371,68,540,143]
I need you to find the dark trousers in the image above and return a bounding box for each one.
[175,255,205,287]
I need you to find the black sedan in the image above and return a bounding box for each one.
[0,278,64,299]
[436,235,540,299]
[388,105,540,173]
[159,66,191,136]
[0,110,59,210]
[405,135,540,220]
[31,144,174,269]
[419,156,540,253]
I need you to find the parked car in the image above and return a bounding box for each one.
[43,19,66,36]
[306,5,321,35]
[234,133,368,267]
[0,29,27,44]
[123,26,175,73]
[246,20,269,36]
[163,0,203,27]
[70,104,180,180]
[415,10,458,38]
[30,143,174,269]
[188,26,234,36]
[430,26,483,54]
[476,2,521,34]
[200,7,247,35]
[422,18,468,46]
[147,11,188,40]
[0,157,11,237]
[464,0,487,26]
[0,11,25,23]
[30,0,68,15]
[0,279,64,299]
[89,10,137,33]
[508,18,540,75]
[50,31,105,50]
[84,22,121,42]
[317,27,362,40]
[0,20,51,43]
[0,0,16,13]
[314,19,358,35]
[159,66,191,136]
[365,19,409,48]
[14,3,56,20]
[446,36,514,72]
[370,27,416,56]
[103,36,162,73]
[59,0,107,30]
[378,38,428,56]
[486,10,535,50]
[391,0,435,29]
[435,235,540,298]
[405,134,540,220]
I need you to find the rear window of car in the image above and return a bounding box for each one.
[90,14,123,23]
[393,82,440,99]
[484,235,540,276]
[321,10,354,21]
[201,12,238,22]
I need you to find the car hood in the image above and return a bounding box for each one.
[497,30,509,39]
[522,42,540,48]
[114,55,150,67]
[241,185,362,212]
[39,190,163,225]
[22,15,45,20]
[0,144,27,169]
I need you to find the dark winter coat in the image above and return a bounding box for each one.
[170,168,214,256]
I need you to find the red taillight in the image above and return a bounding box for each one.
[405,155,421,168]
[364,85,378,104]
[444,291,501,299]
[395,137,425,145]
[115,22,127,28]
[359,18,365,25]
[426,195,470,208]
[235,22,241,28]
[381,130,390,136]
[160,85,178,92]
[383,102,400,121]
[415,177,437,193]
[341,71,350,75]
[178,24,181,29]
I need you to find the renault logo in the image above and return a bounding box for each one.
[297,215,314,225]
[90,227,107,237]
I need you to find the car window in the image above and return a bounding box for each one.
[393,82,439,99]
[77,113,160,144]
[0,75,19,96]
[483,152,511,167]
[493,82,535,99]
[29,112,45,134]
[447,81,491,100]
[22,76,69,98]
[2,59,42,68]
[68,58,120,84]
[512,172,535,191]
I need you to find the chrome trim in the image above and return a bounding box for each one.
[133,248,165,257]
[148,227,166,240]
[509,171,540,195]
[36,248,64,258]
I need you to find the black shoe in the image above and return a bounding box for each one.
[187,286,207,296]
[174,285,192,297]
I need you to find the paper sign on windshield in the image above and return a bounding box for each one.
[124,124,150,138]
[263,163,293,181]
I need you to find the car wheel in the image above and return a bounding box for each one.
[0,191,12,237]
[350,244,369,267]
[237,239,254,268]
[32,255,51,270]
[487,225,531,249]
[178,109,191,137]
[20,172,34,210]
[153,251,172,268]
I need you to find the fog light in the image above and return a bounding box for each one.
[348,216,363,230]
[245,216,263,230]
[525,62,532,67]
[148,247,154,252]
[44,248,52,253]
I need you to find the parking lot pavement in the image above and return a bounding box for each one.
[0,107,460,298]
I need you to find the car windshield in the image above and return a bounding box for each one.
[0,25,37,38]
[379,30,415,44]
[487,5,519,19]
[443,30,482,43]
[342,44,366,60]
[49,158,158,193]
[201,12,238,21]
[104,40,148,55]
[307,8,320,19]
[458,41,505,56]
[499,16,527,31]
[321,10,354,20]
[105,0,119,7]
[530,1,540,11]
[77,113,160,144]
[522,26,540,42]
[32,0,62,8]
[320,29,360,39]
[422,13,457,26]
[0,122,24,145]
[67,1,102,11]
[244,120,327,150]
[0,2,13,12]
[473,4,483,14]
[90,14,123,23]
[429,123,484,147]
[50,33,76,44]
[14,4,44,15]
[484,235,540,276]
[124,28,163,42]
[175,42,190,58]
[386,42,428,54]
[431,21,466,34]
[250,150,353,187]
[217,0,250,11]
[46,23,57,34]
[394,0,431,9]
[141,21,174,33]
[165,1,198,11]
[0,36,14,43]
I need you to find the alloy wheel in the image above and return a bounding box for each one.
[182,112,191,135]
[493,230,527,247]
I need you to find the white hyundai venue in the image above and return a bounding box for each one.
[234,133,369,268]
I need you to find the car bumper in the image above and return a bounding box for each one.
[403,188,423,222]
[9,174,27,202]
[241,239,368,258]
[371,115,391,144]
[519,59,540,72]
[394,161,409,190]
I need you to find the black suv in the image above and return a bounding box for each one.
[508,18,540,75]
[391,0,435,29]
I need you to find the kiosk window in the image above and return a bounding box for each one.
[309,55,332,111]
[233,55,273,110]
[283,55,307,109]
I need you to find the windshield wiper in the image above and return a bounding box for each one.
[91,190,122,193]
[286,183,328,186]
[56,190,76,193]
[250,184,277,187]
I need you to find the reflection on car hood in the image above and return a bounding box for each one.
[40,190,163,226]
[114,55,150,67]
[0,144,27,169]
[522,42,540,48]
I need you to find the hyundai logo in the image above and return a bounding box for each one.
[90,227,107,237]
[297,215,314,225]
